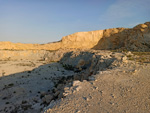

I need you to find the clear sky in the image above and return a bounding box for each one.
[0,0,150,44]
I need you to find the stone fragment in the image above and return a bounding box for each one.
[54,91,60,97]
[40,91,47,97]
[73,80,81,86]
[45,94,53,104]
[58,92,63,99]
[88,76,95,81]
[122,56,128,63]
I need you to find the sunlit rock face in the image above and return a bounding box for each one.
[0,22,150,51]
[61,30,104,49]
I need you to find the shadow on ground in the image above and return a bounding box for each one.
[0,50,117,112]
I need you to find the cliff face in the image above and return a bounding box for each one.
[93,22,150,51]
[0,22,150,51]
[61,30,103,49]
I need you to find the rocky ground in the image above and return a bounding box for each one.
[0,49,150,113]
[0,60,75,113]
[45,61,150,113]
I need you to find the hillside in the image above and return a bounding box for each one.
[0,22,150,51]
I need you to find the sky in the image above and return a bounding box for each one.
[0,0,150,44]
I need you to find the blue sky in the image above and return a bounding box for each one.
[0,0,150,44]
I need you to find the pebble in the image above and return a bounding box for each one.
[42,94,53,104]
[54,91,60,97]
[73,80,81,86]
[88,76,95,81]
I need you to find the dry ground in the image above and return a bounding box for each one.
[0,51,150,113]
[45,61,150,113]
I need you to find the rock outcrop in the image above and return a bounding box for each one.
[94,22,150,51]
[0,22,150,51]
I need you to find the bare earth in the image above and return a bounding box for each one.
[0,50,150,113]
[46,62,150,113]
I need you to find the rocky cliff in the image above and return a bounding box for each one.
[93,22,150,51]
[0,22,150,51]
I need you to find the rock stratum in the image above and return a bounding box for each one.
[0,22,150,51]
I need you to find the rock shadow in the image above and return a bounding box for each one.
[0,50,118,112]
[0,61,74,113]
[59,50,117,81]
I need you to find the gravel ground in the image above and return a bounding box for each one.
[45,62,150,113]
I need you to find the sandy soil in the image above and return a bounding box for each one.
[45,61,150,113]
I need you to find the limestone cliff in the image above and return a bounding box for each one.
[93,22,150,51]
[61,30,103,49]
[0,22,150,51]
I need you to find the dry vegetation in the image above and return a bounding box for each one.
[127,52,150,63]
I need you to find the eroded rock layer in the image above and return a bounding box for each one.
[0,22,150,51]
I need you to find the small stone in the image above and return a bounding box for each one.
[110,102,115,105]
[40,91,47,96]
[63,92,68,96]
[76,86,82,91]
[93,86,98,90]
[122,56,128,63]
[64,86,70,91]
[112,103,115,105]
[42,97,46,102]
[83,80,87,83]
[123,70,126,73]
[73,80,81,86]
[75,109,81,113]
[44,94,54,104]
[53,88,58,92]
[54,91,60,97]
[57,84,63,90]
[58,92,63,99]
[126,51,132,56]
[111,94,116,98]
[88,76,95,81]
[83,97,87,100]
[86,98,90,101]
[134,69,137,73]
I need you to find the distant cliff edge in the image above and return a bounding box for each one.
[0,22,150,52]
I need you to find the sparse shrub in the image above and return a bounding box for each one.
[127,52,150,63]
